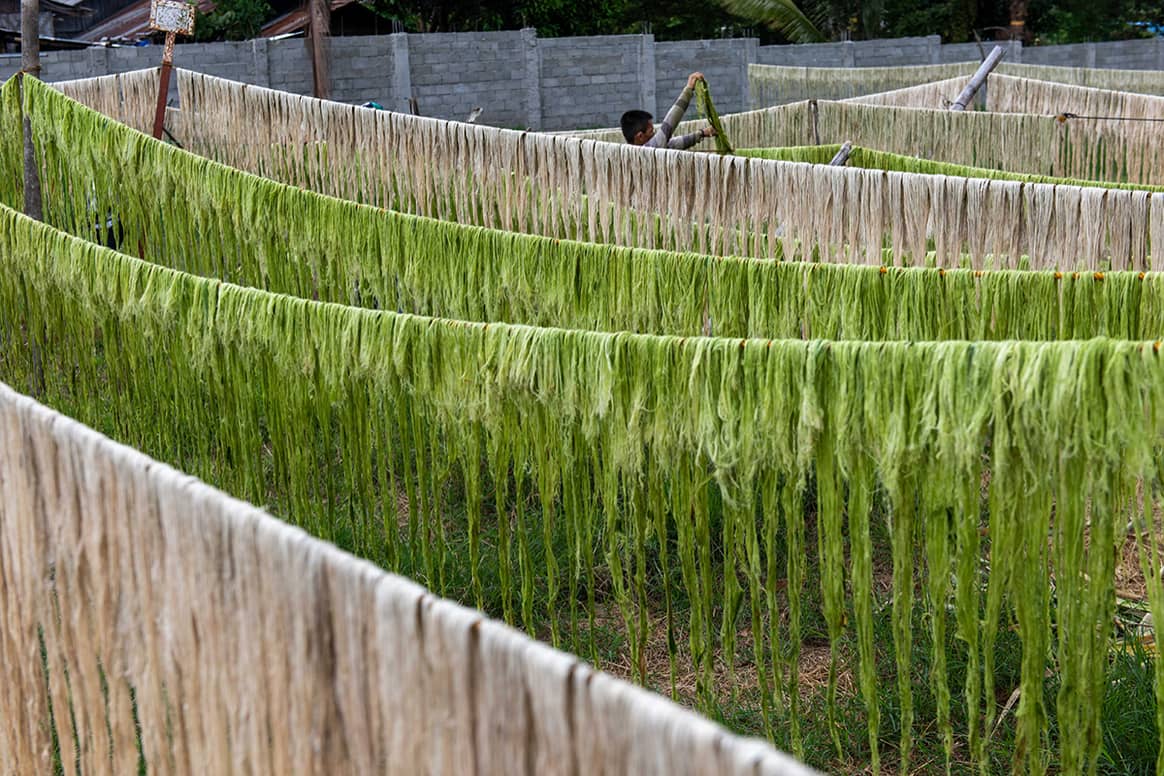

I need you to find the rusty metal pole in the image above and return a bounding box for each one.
[152,31,177,139]
[147,0,194,139]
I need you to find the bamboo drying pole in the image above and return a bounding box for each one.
[949,45,1005,111]
[828,141,853,166]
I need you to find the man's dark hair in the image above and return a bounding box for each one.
[620,110,652,144]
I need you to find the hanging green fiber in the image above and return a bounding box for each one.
[694,79,734,155]
[10,76,1164,343]
[4,196,1164,773]
[37,71,1164,267]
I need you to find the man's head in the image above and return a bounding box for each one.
[620,110,654,145]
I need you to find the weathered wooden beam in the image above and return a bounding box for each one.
[21,0,42,221]
[949,45,1005,111]
[309,0,330,99]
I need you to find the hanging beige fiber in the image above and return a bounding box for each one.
[749,61,1164,111]
[33,72,1161,268]
[54,68,161,134]
[0,380,817,776]
[845,76,986,109]
[985,73,1164,117]
[748,62,978,106]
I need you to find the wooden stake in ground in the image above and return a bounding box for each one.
[949,45,1005,112]
[148,0,195,140]
[21,0,42,220]
[309,0,330,99]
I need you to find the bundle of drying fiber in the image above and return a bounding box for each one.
[23,75,1164,269]
[13,78,1164,351]
[15,73,1164,269]
[986,73,1164,117]
[1002,61,1164,95]
[53,67,160,134]
[562,97,1164,187]
[20,75,1164,275]
[749,62,1164,112]
[851,73,1164,116]
[738,142,1164,195]
[748,62,978,107]
[0,379,814,776]
[691,98,1164,185]
[5,201,1164,774]
[844,76,979,108]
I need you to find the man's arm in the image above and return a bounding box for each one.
[667,131,705,150]
[645,72,702,148]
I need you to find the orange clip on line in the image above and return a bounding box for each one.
[1155,341,1161,353]
[1054,272,1063,280]
[1140,272,1147,280]
[1093,272,1104,281]
[879,266,888,275]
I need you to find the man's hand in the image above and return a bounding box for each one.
[686,72,705,90]
[701,126,718,138]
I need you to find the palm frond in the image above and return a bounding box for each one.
[714,0,825,42]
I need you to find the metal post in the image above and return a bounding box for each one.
[147,0,194,139]
[152,31,176,139]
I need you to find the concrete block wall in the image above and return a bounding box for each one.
[327,35,395,106]
[267,38,313,96]
[655,38,754,116]
[939,41,990,63]
[755,40,851,66]
[4,31,1164,130]
[539,35,646,130]
[851,35,940,65]
[1023,41,1094,66]
[410,31,526,127]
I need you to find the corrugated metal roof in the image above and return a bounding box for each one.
[78,0,212,42]
[260,0,355,37]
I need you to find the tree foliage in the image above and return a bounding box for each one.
[365,0,781,41]
[204,0,1164,45]
[194,0,273,41]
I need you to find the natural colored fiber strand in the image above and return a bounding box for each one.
[653,99,1164,185]
[23,75,1164,269]
[0,379,816,776]
[3,198,1164,773]
[748,61,1164,109]
[844,76,976,108]
[738,142,1164,194]
[53,67,160,134]
[985,73,1164,117]
[748,62,978,106]
[849,73,1164,118]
